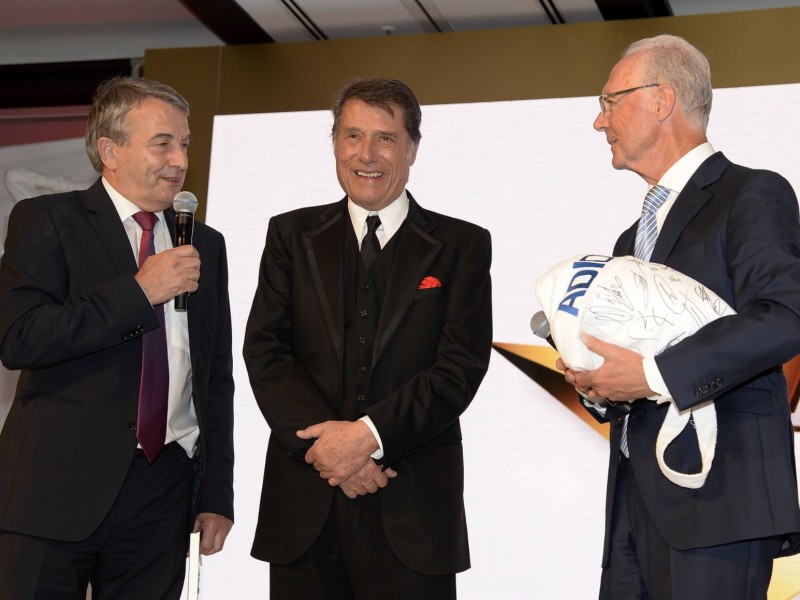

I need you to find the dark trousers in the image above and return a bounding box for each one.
[270,491,456,600]
[600,458,782,600]
[0,443,195,600]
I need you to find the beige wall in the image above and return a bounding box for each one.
[144,7,800,219]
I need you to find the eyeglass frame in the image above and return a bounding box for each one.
[598,83,662,115]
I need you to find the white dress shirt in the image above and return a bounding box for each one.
[102,178,199,456]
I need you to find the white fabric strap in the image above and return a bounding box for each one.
[656,400,717,489]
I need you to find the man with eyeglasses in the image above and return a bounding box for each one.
[560,34,800,599]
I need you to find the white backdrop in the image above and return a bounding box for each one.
[198,84,800,598]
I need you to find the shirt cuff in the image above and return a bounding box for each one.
[358,415,384,460]
[642,356,673,403]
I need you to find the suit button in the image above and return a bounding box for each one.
[360,309,368,317]
[612,418,624,427]
[357,366,367,374]
[358,337,367,345]
[357,395,366,403]
[129,421,137,431]
[361,282,371,290]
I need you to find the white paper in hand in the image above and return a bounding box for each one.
[188,531,202,600]
[535,254,735,489]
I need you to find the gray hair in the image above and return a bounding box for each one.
[85,76,190,173]
[623,34,712,131]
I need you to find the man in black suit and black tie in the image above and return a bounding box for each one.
[0,76,234,599]
[243,77,493,599]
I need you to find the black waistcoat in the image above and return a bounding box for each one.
[341,225,402,420]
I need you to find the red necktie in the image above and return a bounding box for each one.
[133,211,169,462]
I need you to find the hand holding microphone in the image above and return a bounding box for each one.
[133,191,200,307]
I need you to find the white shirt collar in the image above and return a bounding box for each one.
[101,177,165,227]
[658,142,715,194]
[347,190,410,246]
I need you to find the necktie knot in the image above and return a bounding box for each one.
[641,185,670,215]
[133,211,158,232]
[365,215,381,237]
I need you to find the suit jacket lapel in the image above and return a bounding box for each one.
[84,178,138,275]
[651,152,728,264]
[374,195,441,366]
[304,200,348,365]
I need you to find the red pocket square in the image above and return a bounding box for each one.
[419,276,442,289]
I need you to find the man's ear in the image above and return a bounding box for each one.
[655,83,677,122]
[98,137,117,171]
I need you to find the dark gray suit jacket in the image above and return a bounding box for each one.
[0,178,234,541]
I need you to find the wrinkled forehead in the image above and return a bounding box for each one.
[604,53,645,93]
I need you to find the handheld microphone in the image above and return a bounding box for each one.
[530,310,555,349]
[173,191,198,312]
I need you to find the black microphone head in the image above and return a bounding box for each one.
[173,191,198,214]
[530,310,551,339]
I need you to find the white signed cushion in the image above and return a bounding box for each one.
[535,254,735,489]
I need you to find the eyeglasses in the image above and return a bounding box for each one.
[598,83,661,115]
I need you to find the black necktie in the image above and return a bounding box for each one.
[361,215,381,268]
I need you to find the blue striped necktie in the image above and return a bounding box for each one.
[634,185,670,261]
[621,184,670,458]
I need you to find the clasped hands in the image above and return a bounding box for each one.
[297,420,397,500]
[557,334,654,403]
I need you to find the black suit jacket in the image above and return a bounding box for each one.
[0,178,234,541]
[597,152,800,564]
[243,193,492,574]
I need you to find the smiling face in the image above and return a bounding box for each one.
[593,53,661,181]
[333,98,417,211]
[99,97,190,212]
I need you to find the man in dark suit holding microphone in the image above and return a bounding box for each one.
[561,35,800,599]
[0,76,234,599]
[243,77,492,599]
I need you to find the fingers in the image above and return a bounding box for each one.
[135,246,201,305]
[339,462,396,499]
[296,422,326,440]
[193,513,233,556]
